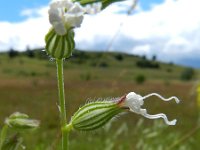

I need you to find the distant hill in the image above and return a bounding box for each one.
[0,48,199,82]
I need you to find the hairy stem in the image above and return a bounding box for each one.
[56,59,69,150]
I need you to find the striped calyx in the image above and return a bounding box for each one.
[70,101,123,131]
[45,28,75,59]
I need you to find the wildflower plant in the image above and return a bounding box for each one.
[0,0,181,150]
[43,0,181,149]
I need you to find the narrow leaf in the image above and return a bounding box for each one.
[73,0,126,9]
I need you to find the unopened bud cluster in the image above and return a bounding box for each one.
[5,112,40,130]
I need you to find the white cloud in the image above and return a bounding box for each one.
[20,6,47,18]
[0,7,50,51]
[132,45,151,55]
[76,0,200,65]
[0,0,200,67]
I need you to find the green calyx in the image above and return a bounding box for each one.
[69,101,123,131]
[5,112,40,130]
[45,28,75,59]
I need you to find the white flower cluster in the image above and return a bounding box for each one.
[124,92,180,125]
[48,0,102,35]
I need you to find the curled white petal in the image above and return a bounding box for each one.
[125,92,143,114]
[52,22,67,35]
[68,2,85,14]
[140,109,177,125]
[48,0,84,35]
[85,2,102,14]
[64,14,84,27]
[48,1,102,35]
[141,93,180,104]
[65,2,85,27]
[124,92,180,125]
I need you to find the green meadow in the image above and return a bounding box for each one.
[0,50,200,149]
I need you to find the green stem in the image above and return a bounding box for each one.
[56,59,69,150]
[167,125,200,150]
[0,125,8,150]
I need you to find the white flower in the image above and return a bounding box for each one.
[48,0,102,35]
[123,92,180,125]
[48,0,85,35]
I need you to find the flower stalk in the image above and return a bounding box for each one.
[56,58,69,150]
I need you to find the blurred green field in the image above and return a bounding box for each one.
[0,51,200,150]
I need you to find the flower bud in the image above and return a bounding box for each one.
[70,101,123,131]
[45,28,75,59]
[5,112,40,130]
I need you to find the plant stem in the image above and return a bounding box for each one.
[167,125,200,150]
[0,125,8,150]
[56,59,69,150]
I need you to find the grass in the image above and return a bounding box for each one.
[0,51,199,149]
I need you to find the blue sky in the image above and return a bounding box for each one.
[139,0,164,10]
[0,0,49,22]
[0,0,200,68]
